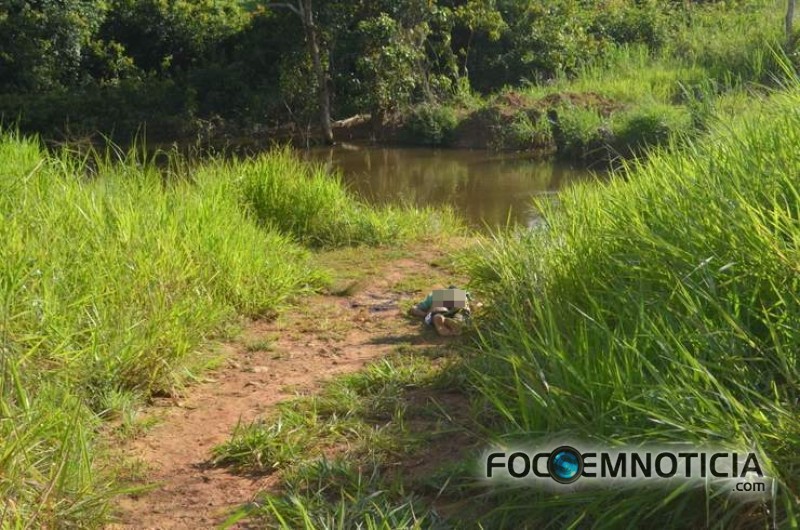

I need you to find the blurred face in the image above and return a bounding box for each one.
[431,288,467,309]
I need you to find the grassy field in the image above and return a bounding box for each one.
[201,75,800,529]
[460,78,800,527]
[0,135,459,528]
[194,10,800,520]
[2,1,798,527]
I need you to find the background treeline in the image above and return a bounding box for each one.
[1,0,790,144]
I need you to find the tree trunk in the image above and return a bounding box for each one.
[301,0,334,145]
[788,0,797,46]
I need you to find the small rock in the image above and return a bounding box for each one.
[252,366,270,373]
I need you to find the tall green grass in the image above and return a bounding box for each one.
[0,134,325,527]
[486,1,789,160]
[461,83,800,527]
[523,1,785,103]
[0,134,457,527]
[669,0,786,85]
[218,148,462,248]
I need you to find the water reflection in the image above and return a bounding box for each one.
[302,144,594,228]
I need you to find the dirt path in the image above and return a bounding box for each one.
[108,246,459,529]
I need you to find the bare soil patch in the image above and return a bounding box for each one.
[106,245,468,529]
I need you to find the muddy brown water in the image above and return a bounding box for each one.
[302,145,595,229]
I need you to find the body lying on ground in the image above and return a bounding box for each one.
[408,287,471,336]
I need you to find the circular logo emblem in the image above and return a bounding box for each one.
[547,446,583,484]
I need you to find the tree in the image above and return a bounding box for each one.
[101,0,246,74]
[0,0,106,92]
[356,13,426,130]
[268,1,334,145]
[788,0,796,46]
[453,0,505,78]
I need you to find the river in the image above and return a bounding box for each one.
[302,145,595,229]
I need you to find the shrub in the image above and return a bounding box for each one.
[403,104,460,146]
[496,110,553,151]
[590,2,672,49]
[611,102,692,156]
[0,79,196,142]
[551,104,608,160]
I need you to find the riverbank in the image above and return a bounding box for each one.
[193,72,800,530]
[2,1,792,170]
[105,241,475,528]
[337,1,787,166]
[456,79,800,527]
[3,78,800,530]
[0,135,461,527]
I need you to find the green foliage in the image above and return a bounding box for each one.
[0,78,196,141]
[356,13,427,118]
[668,0,785,84]
[453,0,506,42]
[611,102,692,156]
[245,461,434,530]
[462,0,615,90]
[0,0,107,91]
[236,148,463,248]
[589,0,674,49]
[551,104,608,160]
[0,370,112,527]
[99,0,247,75]
[0,133,460,526]
[0,137,323,395]
[0,133,325,526]
[460,85,800,528]
[498,110,553,151]
[1,0,794,147]
[404,103,459,146]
